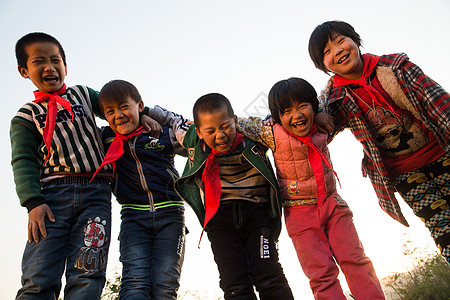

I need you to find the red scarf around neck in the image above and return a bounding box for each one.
[90,126,145,182]
[333,53,398,116]
[333,54,384,102]
[333,54,379,87]
[282,124,340,206]
[33,84,73,165]
[198,132,245,247]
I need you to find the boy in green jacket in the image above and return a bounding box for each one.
[152,93,293,299]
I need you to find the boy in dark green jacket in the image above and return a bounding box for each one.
[150,93,293,300]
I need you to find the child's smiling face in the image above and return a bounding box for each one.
[323,34,363,79]
[195,110,237,153]
[102,97,144,135]
[279,101,314,137]
[18,41,67,93]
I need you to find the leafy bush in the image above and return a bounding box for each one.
[101,271,120,300]
[383,240,450,300]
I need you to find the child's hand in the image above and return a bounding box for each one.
[314,112,335,135]
[141,115,163,138]
[263,116,275,126]
[28,204,55,243]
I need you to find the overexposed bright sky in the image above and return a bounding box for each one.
[1,1,449,299]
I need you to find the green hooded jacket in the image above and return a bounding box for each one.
[174,125,283,238]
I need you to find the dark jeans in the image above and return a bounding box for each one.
[119,206,186,299]
[206,201,293,300]
[17,180,112,300]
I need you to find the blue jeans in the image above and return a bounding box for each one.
[119,206,186,300]
[16,178,112,300]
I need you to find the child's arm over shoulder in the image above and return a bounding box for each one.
[317,78,347,141]
[314,112,335,137]
[236,116,275,151]
[167,127,188,157]
[318,77,334,113]
[147,105,192,147]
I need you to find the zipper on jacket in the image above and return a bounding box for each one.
[129,139,155,212]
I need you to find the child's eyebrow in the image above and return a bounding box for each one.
[30,54,61,60]
[30,55,44,60]
[202,121,230,131]
[101,103,117,110]
[330,33,342,42]
[200,126,215,132]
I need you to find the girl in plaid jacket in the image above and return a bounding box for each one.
[308,20,450,264]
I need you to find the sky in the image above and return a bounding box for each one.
[1,0,449,299]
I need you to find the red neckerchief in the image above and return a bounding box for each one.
[198,132,245,248]
[282,124,340,206]
[333,54,384,102]
[333,53,397,118]
[90,126,145,182]
[333,54,379,87]
[33,84,73,165]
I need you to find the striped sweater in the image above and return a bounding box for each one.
[10,85,112,209]
[216,142,269,204]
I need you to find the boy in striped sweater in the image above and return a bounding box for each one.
[11,32,113,299]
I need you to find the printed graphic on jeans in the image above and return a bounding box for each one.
[74,217,108,272]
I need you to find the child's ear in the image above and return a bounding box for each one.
[138,100,144,112]
[195,127,204,140]
[18,66,29,79]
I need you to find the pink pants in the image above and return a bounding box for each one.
[284,191,385,300]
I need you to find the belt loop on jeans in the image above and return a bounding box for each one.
[282,199,318,207]
[43,176,111,187]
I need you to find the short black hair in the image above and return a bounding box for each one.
[268,77,318,124]
[308,20,361,74]
[99,80,142,108]
[193,93,234,127]
[16,32,67,68]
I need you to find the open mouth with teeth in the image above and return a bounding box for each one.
[292,120,307,128]
[215,140,229,149]
[43,75,59,82]
[337,54,349,64]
